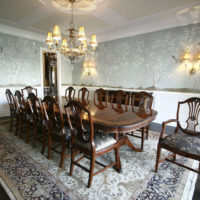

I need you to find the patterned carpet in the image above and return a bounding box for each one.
[0,121,198,200]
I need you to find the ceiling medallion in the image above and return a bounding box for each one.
[39,0,103,13]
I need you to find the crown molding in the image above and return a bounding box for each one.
[0,2,199,43]
[0,23,45,42]
[97,2,200,43]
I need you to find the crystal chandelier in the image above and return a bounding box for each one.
[45,0,98,66]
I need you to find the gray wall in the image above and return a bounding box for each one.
[0,32,72,87]
[72,22,200,92]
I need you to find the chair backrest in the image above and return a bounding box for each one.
[14,90,26,113]
[131,91,153,109]
[22,86,38,99]
[65,87,75,101]
[5,89,17,115]
[42,96,65,133]
[111,90,128,112]
[64,100,94,144]
[94,88,107,109]
[78,87,89,101]
[27,93,44,123]
[177,97,200,135]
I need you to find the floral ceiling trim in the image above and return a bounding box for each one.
[39,0,104,13]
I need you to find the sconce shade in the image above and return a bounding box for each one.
[78,26,86,41]
[182,50,192,61]
[52,25,61,40]
[46,32,54,45]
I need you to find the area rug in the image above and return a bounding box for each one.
[0,121,198,200]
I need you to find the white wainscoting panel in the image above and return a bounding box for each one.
[61,85,200,125]
[0,86,43,117]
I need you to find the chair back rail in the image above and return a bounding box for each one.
[22,86,38,98]
[65,87,75,101]
[94,88,107,109]
[177,97,200,135]
[64,100,94,144]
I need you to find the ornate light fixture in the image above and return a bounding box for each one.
[172,48,200,75]
[45,0,98,66]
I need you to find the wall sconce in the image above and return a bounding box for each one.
[172,49,200,75]
[82,60,95,75]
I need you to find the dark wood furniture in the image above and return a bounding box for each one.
[21,86,38,98]
[27,93,46,149]
[65,86,75,101]
[59,97,157,153]
[155,97,200,173]
[78,87,89,106]
[94,88,107,109]
[111,90,129,113]
[14,90,31,140]
[126,91,154,151]
[5,89,18,132]
[64,100,121,188]
[42,96,70,168]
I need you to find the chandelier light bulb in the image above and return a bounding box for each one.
[53,25,61,41]
[46,32,54,45]
[78,26,86,41]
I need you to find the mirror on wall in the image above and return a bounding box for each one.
[43,52,57,97]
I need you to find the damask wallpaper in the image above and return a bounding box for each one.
[72,22,200,92]
[0,33,44,87]
[0,32,71,87]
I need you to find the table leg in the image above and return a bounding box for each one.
[119,135,143,152]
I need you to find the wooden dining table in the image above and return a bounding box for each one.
[58,97,158,153]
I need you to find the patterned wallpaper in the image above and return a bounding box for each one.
[0,32,72,87]
[72,22,200,92]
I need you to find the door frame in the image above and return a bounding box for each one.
[40,47,62,97]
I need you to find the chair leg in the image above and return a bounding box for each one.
[15,117,19,136]
[88,155,95,188]
[141,127,145,151]
[173,154,176,161]
[60,140,66,168]
[33,125,37,148]
[146,125,149,140]
[26,121,31,143]
[47,136,52,159]
[115,146,122,172]
[70,148,76,176]
[41,128,46,154]
[10,116,13,132]
[19,116,23,139]
[155,144,161,172]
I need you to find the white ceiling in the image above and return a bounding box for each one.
[0,0,200,43]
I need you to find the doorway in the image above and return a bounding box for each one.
[42,52,58,97]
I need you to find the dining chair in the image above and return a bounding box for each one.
[94,88,107,109]
[65,86,75,101]
[111,90,129,113]
[14,90,32,140]
[155,97,200,173]
[64,100,121,188]
[27,93,46,149]
[78,87,89,106]
[126,91,153,151]
[5,89,18,132]
[22,86,38,99]
[42,96,71,168]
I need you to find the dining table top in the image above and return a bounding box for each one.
[58,97,158,134]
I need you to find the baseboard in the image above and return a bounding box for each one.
[0,116,10,121]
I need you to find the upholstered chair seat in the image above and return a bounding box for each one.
[160,133,200,158]
[75,132,117,152]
